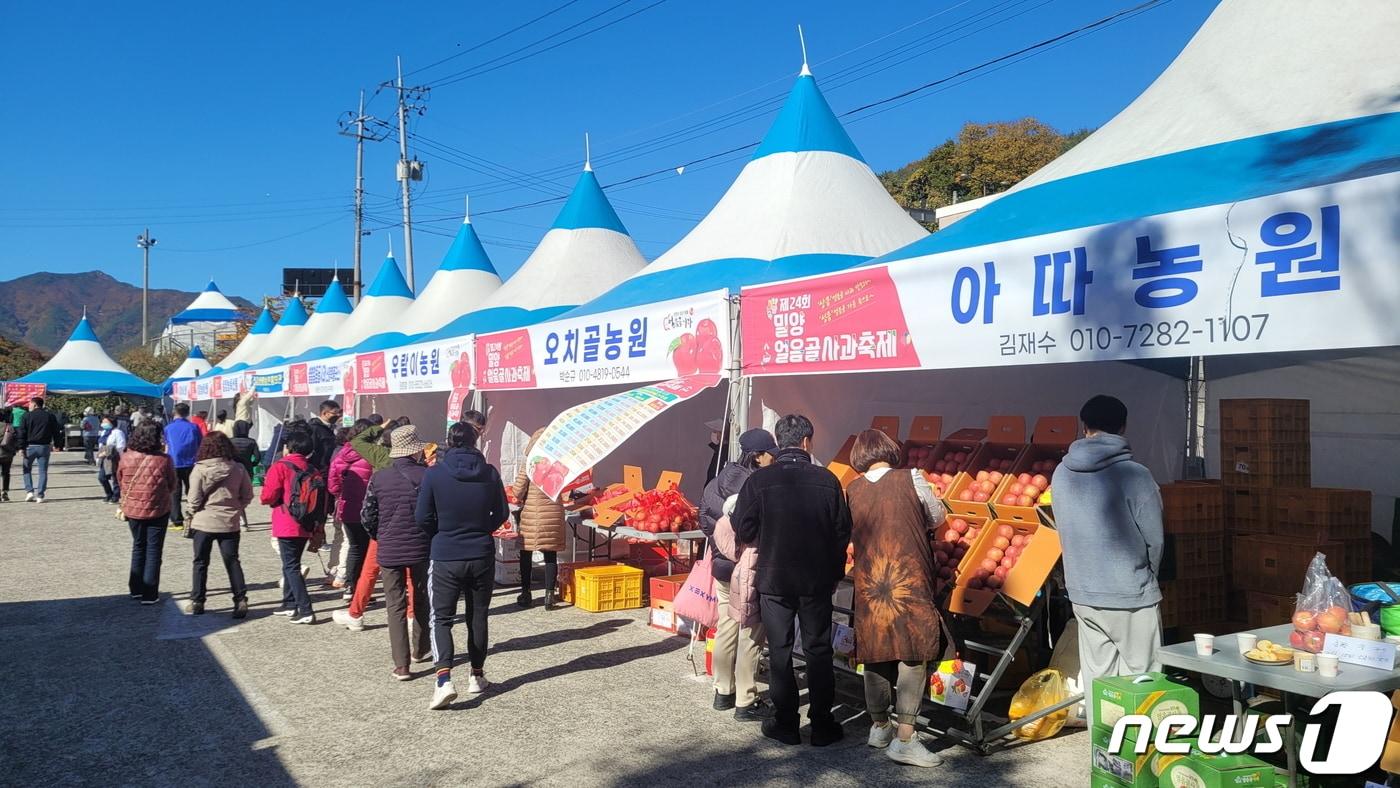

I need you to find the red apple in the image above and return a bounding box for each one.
[980,558,999,573]
[994,566,1009,579]
[1289,629,1306,649]
[966,577,984,589]
[992,535,1010,550]
[1001,556,1016,569]
[985,576,1004,590]
[976,470,990,482]
[1303,630,1326,653]
[1316,612,1343,634]
[1017,473,1033,485]
[1017,495,1034,506]
[989,471,1004,484]
[1292,610,1317,631]
[949,518,969,535]
[1011,535,1027,548]
[987,548,1005,562]
[997,524,1015,539]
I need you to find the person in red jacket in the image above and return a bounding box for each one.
[192,410,210,437]
[116,422,178,604]
[261,427,325,624]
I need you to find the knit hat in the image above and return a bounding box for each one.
[388,425,427,458]
[738,428,777,454]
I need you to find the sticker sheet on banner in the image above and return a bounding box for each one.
[476,290,729,390]
[741,173,1400,374]
[523,374,723,499]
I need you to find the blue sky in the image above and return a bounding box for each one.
[0,0,1216,303]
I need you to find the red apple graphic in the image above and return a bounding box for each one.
[671,332,699,376]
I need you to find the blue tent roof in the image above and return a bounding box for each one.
[248,307,275,334]
[441,219,498,274]
[752,75,863,163]
[17,369,161,398]
[203,280,223,293]
[188,346,206,360]
[551,170,628,234]
[276,297,309,327]
[316,278,353,314]
[365,254,413,298]
[69,316,100,343]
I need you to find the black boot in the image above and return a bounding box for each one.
[543,560,559,610]
[517,549,536,608]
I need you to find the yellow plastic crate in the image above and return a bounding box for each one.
[574,565,644,612]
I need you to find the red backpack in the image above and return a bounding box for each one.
[278,459,327,527]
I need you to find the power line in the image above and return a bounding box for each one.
[158,215,349,253]
[400,0,586,79]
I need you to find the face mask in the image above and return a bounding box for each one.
[101,422,112,431]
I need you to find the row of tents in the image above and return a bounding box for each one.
[10,2,1400,532]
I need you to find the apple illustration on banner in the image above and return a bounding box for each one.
[671,318,723,376]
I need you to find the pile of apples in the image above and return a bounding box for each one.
[926,449,975,475]
[624,487,699,534]
[964,523,1033,591]
[998,472,1053,507]
[1290,605,1353,653]
[982,457,1017,474]
[931,516,983,586]
[954,470,1005,503]
[923,471,957,497]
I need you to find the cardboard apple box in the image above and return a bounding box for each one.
[948,520,1063,617]
[870,415,900,443]
[991,415,1075,524]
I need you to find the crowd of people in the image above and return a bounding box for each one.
[16,389,1164,763]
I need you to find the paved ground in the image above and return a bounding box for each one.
[0,453,1089,787]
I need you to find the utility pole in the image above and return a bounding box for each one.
[389,56,428,293]
[136,229,157,346]
[338,91,389,303]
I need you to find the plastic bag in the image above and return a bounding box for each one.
[1009,668,1069,741]
[1290,552,1353,652]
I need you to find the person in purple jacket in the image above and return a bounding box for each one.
[163,402,203,529]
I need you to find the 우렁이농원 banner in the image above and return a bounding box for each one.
[475,290,730,391]
[354,336,471,396]
[523,374,724,500]
[742,172,1400,375]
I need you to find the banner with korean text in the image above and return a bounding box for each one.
[742,173,1400,375]
[524,374,724,500]
[475,290,730,391]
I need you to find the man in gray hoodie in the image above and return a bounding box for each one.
[1052,395,1164,724]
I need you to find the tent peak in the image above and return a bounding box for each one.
[316,278,354,314]
[365,254,413,299]
[203,280,222,293]
[583,132,592,173]
[549,169,628,234]
[752,72,862,163]
[797,24,811,77]
[463,195,471,224]
[188,346,206,359]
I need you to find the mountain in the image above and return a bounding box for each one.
[0,271,255,355]
[0,335,47,381]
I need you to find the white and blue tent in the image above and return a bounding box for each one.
[557,66,927,319]
[349,202,503,351]
[282,252,416,364]
[158,279,242,354]
[9,316,160,398]
[253,277,355,367]
[423,165,646,340]
[162,346,211,396]
[241,296,310,370]
[206,306,275,375]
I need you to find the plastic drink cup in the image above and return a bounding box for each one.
[1316,653,1339,678]
[1194,633,1215,656]
[1236,633,1258,654]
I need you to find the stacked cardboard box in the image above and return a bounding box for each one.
[1158,482,1227,630]
[1089,673,1198,787]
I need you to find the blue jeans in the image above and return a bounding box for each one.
[22,445,51,496]
[278,537,312,617]
[128,515,169,601]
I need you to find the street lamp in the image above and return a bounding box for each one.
[137,229,157,346]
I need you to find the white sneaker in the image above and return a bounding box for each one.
[289,613,315,625]
[24,492,35,502]
[429,681,458,710]
[35,496,44,504]
[466,673,490,694]
[868,723,896,749]
[886,737,943,768]
[333,609,364,631]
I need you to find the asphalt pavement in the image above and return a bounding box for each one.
[0,452,1088,786]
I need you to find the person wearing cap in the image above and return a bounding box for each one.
[80,407,101,465]
[705,418,730,485]
[699,427,776,722]
[361,424,432,683]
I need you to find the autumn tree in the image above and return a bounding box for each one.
[117,347,185,383]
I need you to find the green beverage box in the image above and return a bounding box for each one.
[1091,724,1187,788]
[1093,672,1199,730]
[1157,751,1272,787]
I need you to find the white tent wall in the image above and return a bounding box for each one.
[749,362,1188,483]
[1205,348,1400,538]
[476,384,730,504]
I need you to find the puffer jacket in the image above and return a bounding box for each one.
[188,458,253,533]
[351,424,392,471]
[260,453,323,538]
[712,499,759,628]
[364,457,430,568]
[512,429,567,553]
[229,420,260,480]
[328,443,372,524]
[116,450,177,520]
[699,462,752,583]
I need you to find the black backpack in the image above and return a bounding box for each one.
[278,459,326,528]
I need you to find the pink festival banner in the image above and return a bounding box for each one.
[740,267,920,376]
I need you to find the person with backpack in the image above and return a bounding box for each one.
[116,422,178,604]
[0,407,18,502]
[361,424,431,681]
[416,421,509,709]
[260,426,326,624]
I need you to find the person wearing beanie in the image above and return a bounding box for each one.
[700,427,776,722]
